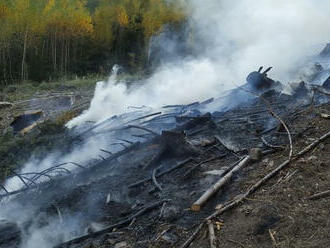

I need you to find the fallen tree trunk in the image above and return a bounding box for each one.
[191,156,251,212]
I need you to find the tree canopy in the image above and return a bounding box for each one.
[0,0,186,85]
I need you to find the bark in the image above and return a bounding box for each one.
[191,156,251,212]
[21,29,28,81]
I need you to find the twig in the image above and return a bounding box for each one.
[30,163,70,181]
[21,175,38,186]
[236,85,293,159]
[261,137,284,150]
[55,199,170,248]
[191,156,251,212]
[126,125,158,136]
[53,204,63,223]
[68,162,86,169]
[74,113,160,139]
[117,138,134,145]
[307,190,330,200]
[152,168,163,191]
[227,238,245,248]
[159,202,166,218]
[10,170,29,188]
[131,134,150,139]
[128,158,193,188]
[269,229,277,246]
[183,154,227,178]
[179,223,204,248]
[100,149,112,155]
[111,142,127,148]
[124,112,162,124]
[0,185,8,193]
[207,220,216,248]
[282,169,298,183]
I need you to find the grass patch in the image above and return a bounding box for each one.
[0,76,103,102]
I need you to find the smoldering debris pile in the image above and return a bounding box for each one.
[1,61,330,248]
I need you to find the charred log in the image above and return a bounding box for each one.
[246,67,279,91]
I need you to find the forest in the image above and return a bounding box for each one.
[0,0,186,85]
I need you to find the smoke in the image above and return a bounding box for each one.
[4,133,111,192]
[192,0,330,80]
[67,60,225,127]
[67,0,330,127]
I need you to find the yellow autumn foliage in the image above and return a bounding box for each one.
[0,0,186,84]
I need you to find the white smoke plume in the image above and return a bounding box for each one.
[68,0,330,127]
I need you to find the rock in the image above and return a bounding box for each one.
[161,232,178,244]
[200,137,216,147]
[308,156,318,161]
[107,239,117,245]
[86,222,106,234]
[262,158,269,163]
[249,148,263,161]
[204,169,226,176]
[107,239,116,245]
[114,241,129,248]
[160,204,182,222]
[106,193,111,204]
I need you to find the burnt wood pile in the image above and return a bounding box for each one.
[0,67,330,248]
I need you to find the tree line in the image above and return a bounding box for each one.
[0,0,186,85]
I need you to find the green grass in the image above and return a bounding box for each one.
[0,76,103,102]
[0,71,149,102]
